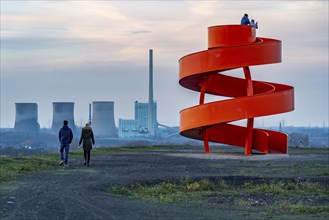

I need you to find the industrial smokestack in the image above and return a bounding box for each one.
[148,49,155,136]
[14,103,40,133]
[88,103,92,125]
[51,102,76,134]
[92,101,117,137]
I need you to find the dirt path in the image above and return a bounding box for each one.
[1,147,328,220]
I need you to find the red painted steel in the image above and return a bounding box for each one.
[179,25,294,155]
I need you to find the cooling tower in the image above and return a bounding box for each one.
[51,102,76,134]
[14,103,40,133]
[92,101,117,137]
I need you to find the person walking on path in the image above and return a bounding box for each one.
[79,123,95,166]
[241,13,250,25]
[59,120,73,166]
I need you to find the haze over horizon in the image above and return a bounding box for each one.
[1,1,328,129]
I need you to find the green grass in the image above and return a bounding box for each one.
[110,178,329,200]
[111,181,186,202]
[242,180,329,195]
[0,154,59,183]
[109,177,329,215]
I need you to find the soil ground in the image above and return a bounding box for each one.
[1,145,328,220]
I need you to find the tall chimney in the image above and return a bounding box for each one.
[148,49,154,136]
[88,103,92,125]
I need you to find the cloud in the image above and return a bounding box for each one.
[1,1,328,128]
[187,1,222,16]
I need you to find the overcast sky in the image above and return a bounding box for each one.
[1,1,328,129]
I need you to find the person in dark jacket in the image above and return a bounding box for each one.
[241,13,250,25]
[79,123,95,166]
[59,120,73,166]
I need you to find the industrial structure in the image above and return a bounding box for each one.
[119,101,157,138]
[14,103,40,133]
[148,49,155,136]
[118,49,158,138]
[92,101,117,137]
[179,25,294,154]
[88,103,92,125]
[10,49,158,139]
[51,102,77,134]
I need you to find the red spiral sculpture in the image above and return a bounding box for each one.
[179,25,294,155]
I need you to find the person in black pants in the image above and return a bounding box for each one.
[79,124,95,166]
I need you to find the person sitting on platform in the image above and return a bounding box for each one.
[250,19,258,29]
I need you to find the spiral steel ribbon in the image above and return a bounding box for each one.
[179,25,294,155]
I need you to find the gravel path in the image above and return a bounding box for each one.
[1,147,328,220]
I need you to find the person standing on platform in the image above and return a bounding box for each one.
[241,13,250,25]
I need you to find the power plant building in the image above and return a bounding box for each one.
[51,102,76,134]
[118,49,158,139]
[91,101,117,137]
[119,101,157,138]
[14,103,40,133]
